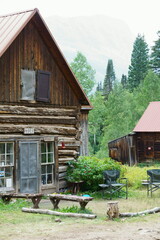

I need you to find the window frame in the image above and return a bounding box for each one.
[21,69,36,101]
[20,69,51,103]
[41,142,55,186]
[0,142,14,189]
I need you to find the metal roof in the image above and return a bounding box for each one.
[0,9,92,107]
[133,102,160,132]
[0,9,37,57]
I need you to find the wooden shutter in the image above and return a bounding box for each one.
[36,70,50,102]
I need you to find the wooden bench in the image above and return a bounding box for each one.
[48,194,93,210]
[0,193,43,208]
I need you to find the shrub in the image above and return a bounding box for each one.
[66,156,121,191]
[122,165,159,189]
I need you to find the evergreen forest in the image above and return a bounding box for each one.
[70,32,160,158]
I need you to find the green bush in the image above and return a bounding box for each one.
[66,156,121,191]
[122,165,159,189]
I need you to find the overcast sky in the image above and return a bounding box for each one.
[0,0,160,46]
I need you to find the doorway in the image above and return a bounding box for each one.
[19,141,39,193]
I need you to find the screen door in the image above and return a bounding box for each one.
[19,142,39,193]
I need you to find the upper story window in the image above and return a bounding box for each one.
[21,69,36,101]
[21,69,50,102]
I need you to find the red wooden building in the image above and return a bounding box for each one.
[0,9,92,194]
[109,102,160,165]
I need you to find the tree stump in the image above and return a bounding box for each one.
[107,201,119,220]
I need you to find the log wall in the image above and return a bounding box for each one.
[0,16,90,191]
[0,104,81,189]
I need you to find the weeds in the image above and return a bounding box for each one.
[58,205,93,214]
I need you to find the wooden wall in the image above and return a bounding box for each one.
[79,110,89,156]
[109,132,160,165]
[136,132,160,163]
[108,134,136,165]
[0,104,82,190]
[0,18,89,191]
[0,20,79,106]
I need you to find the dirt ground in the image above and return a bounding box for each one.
[1,197,160,240]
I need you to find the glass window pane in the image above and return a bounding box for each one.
[0,167,5,178]
[47,174,52,184]
[0,143,5,154]
[47,165,52,173]
[41,154,46,163]
[41,143,46,153]
[47,143,53,153]
[42,165,46,174]
[6,155,13,165]
[5,167,12,177]
[0,178,4,187]
[7,143,14,154]
[48,153,53,163]
[41,175,46,185]
[0,155,5,166]
[21,69,36,100]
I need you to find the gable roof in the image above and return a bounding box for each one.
[0,9,92,108]
[133,102,160,132]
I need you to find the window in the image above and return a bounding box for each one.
[41,142,54,185]
[21,69,50,102]
[36,70,50,102]
[21,69,36,100]
[0,143,14,188]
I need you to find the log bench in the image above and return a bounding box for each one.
[0,193,43,208]
[48,194,93,210]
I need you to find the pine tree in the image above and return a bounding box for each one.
[150,31,160,76]
[128,34,149,91]
[96,82,103,92]
[103,59,115,99]
[121,74,127,88]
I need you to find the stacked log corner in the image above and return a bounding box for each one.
[0,105,81,190]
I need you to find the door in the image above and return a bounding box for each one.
[19,141,39,193]
[145,141,154,159]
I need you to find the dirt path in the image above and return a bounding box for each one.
[1,198,160,240]
[2,218,160,240]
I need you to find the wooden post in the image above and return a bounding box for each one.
[107,201,119,220]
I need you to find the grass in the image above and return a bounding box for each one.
[1,189,160,240]
[1,189,160,224]
[58,205,93,214]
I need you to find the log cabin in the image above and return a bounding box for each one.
[0,9,92,194]
[108,102,160,165]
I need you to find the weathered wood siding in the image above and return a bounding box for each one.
[0,18,87,192]
[136,132,160,163]
[109,132,160,165]
[108,134,136,165]
[0,20,79,106]
[80,110,89,156]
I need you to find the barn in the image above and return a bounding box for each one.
[0,9,92,194]
[108,102,160,165]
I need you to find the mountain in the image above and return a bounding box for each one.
[46,15,135,83]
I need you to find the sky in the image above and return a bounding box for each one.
[0,0,160,47]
